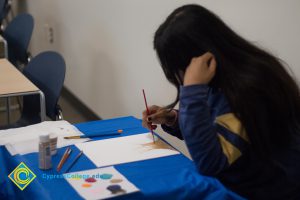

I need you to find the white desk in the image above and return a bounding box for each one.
[0,59,46,123]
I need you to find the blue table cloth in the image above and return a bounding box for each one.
[0,116,244,200]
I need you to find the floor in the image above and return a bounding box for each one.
[57,94,91,124]
[0,94,90,126]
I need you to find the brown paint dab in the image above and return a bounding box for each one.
[140,139,174,151]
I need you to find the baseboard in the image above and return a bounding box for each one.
[61,87,101,121]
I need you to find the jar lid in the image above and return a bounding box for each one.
[39,134,50,142]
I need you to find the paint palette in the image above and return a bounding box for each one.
[65,166,139,200]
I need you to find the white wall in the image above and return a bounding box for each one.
[23,0,300,155]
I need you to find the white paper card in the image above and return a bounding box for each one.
[0,120,89,155]
[75,133,180,168]
[65,166,139,200]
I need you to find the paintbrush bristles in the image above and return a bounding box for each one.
[152,134,155,143]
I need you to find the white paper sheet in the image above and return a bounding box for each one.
[65,166,139,200]
[75,133,180,168]
[0,120,89,155]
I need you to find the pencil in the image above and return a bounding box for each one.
[142,89,155,143]
[65,151,83,173]
[57,147,72,172]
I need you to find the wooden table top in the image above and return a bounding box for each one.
[0,59,39,96]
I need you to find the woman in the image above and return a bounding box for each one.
[142,4,300,199]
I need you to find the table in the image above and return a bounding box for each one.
[0,116,244,199]
[0,58,46,123]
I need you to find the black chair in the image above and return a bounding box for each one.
[0,0,7,28]
[1,51,66,129]
[2,13,34,68]
[0,0,11,30]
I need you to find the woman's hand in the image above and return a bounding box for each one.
[184,52,217,86]
[142,105,177,130]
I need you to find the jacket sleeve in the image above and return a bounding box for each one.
[161,117,183,140]
[179,84,248,176]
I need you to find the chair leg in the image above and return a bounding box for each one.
[17,96,22,113]
[57,109,64,120]
[6,97,10,124]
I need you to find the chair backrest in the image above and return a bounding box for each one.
[22,51,66,120]
[3,13,34,66]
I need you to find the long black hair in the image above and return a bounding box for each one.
[154,4,300,157]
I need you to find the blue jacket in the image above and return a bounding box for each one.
[162,84,300,199]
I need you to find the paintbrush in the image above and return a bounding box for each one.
[142,89,155,143]
[64,129,123,139]
[57,147,72,172]
[65,150,83,173]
